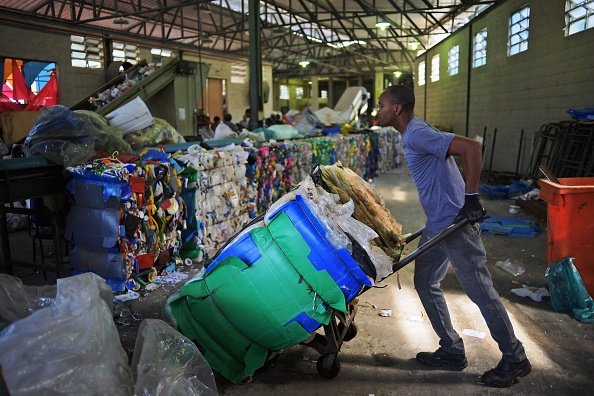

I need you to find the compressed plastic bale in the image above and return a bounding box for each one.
[0,273,133,395]
[169,221,346,383]
[131,319,218,396]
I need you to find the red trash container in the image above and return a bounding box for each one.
[539,177,594,297]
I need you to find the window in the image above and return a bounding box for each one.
[151,48,173,57]
[112,41,139,64]
[448,45,459,76]
[230,63,247,84]
[418,61,426,86]
[472,28,488,68]
[295,87,304,99]
[70,35,103,68]
[320,90,328,99]
[508,6,530,56]
[430,54,440,82]
[31,63,56,94]
[565,0,594,35]
[280,84,290,100]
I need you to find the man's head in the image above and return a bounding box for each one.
[223,113,232,122]
[377,84,415,130]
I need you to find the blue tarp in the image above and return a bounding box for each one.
[480,216,541,237]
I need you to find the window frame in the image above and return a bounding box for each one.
[430,54,440,82]
[472,28,488,68]
[418,61,426,86]
[448,45,459,76]
[70,35,103,69]
[508,6,530,56]
[565,0,594,36]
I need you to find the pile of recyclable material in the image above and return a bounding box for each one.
[65,148,186,292]
[173,144,254,261]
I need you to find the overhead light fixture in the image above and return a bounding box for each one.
[298,60,310,68]
[113,17,130,25]
[375,20,391,30]
[408,42,419,50]
[201,37,213,45]
[393,71,402,78]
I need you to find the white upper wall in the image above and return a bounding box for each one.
[414,0,594,174]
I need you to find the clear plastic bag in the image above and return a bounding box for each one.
[0,274,56,330]
[295,107,324,136]
[124,117,186,149]
[131,319,218,396]
[24,105,132,166]
[0,273,133,395]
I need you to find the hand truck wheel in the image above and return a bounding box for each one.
[316,353,340,379]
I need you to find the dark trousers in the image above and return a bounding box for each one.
[413,223,527,363]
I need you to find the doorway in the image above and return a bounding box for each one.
[205,78,225,121]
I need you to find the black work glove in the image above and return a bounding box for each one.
[454,193,487,224]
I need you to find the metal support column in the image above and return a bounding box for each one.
[248,0,262,130]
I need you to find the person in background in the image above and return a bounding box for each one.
[237,108,251,130]
[273,112,284,124]
[377,84,531,388]
[223,113,239,132]
[211,115,221,131]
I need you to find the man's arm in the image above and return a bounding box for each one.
[448,135,486,224]
[447,136,483,193]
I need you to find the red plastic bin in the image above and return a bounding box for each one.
[539,177,594,297]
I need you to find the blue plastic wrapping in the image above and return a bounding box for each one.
[65,206,120,249]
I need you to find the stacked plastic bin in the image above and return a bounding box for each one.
[65,170,131,292]
[167,193,373,383]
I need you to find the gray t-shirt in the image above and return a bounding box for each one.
[403,117,465,234]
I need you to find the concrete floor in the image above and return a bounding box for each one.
[7,166,594,395]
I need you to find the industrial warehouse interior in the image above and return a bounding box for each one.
[0,1,593,395]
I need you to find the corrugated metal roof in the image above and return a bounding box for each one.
[0,0,497,76]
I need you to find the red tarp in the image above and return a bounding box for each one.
[11,59,34,102]
[0,60,58,113]
[24,73,58,110]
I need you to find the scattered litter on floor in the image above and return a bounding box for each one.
[508,205,520,214]
[462,329,486,339]
[480,216,541,237]
[511,285,550,302]
[155,271,189,285]
[495,259,526,277]
[408,314,423,322]
[379,309,392,317]
[513,188,540,201]
[113,289,140,302]
[144,282,160,291]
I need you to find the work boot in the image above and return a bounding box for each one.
[416,347,468,370]
[480,358,532,388]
